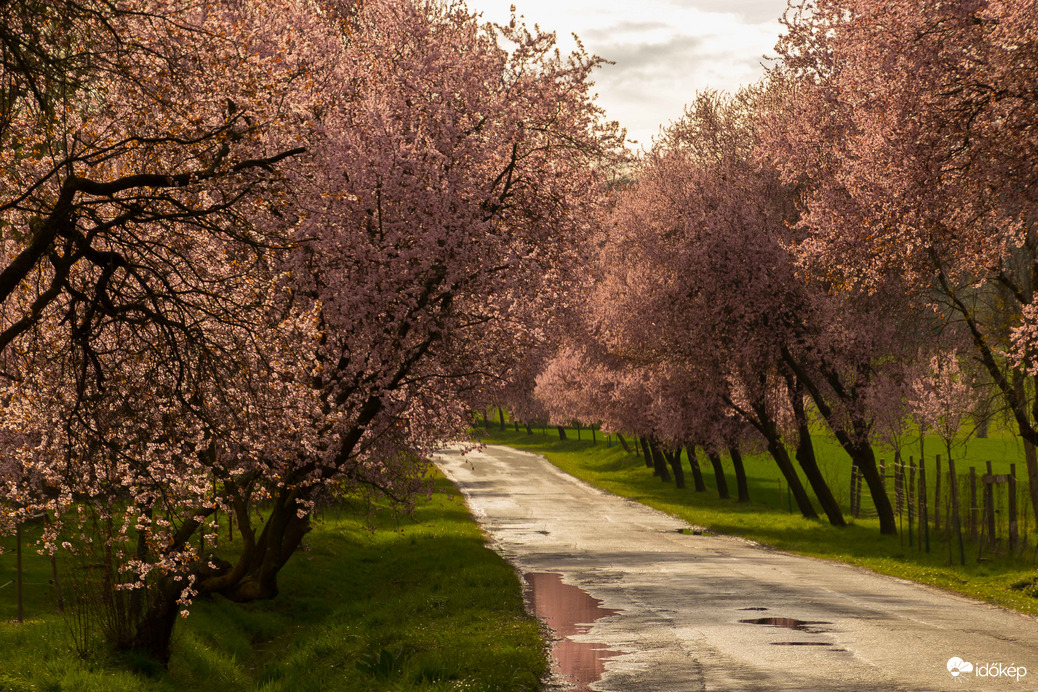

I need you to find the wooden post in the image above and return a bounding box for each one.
[919,458,930,553]
[908,460,915,548]
[16,522,24,624]
[1009,463,1019,553]
[1023,478,1030,548]
[894,457,904,513]
[847,468,855,516]
[848,466,854,516]
[934,455,941,533]
[895,459,904,545]
[985,461,996,546]
[948,457,965,566]
[856,467,864,517]
[969,467,978,542]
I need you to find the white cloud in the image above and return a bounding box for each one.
[464,0,787,148]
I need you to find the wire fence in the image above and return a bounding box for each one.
[850,456,1034,558]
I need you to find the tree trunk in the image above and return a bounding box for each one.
[705,450,730,499]
[498,408,506,431]
[685,445,707,492]
[128,580,182,665]
[764,437,817,519]
[780,349,894,533]
[524,423,533,435]
[728,446,750,502]
[849,437,897,534]
[1014,373,1038,530]
[1024,437,1038,530]
[615,432,631,454]
[209,488,312,603]
[663,446,686,489]
[638,435,654,469]
[944,283,1038,534]
[647,437,672,483]
[946,443,965,566]
[786,372,845,526]
[556,425,567,440]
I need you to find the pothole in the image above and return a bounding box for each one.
[739,617,830,631]
[524,572,622,691]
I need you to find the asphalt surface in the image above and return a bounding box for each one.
[434,444,1038,692]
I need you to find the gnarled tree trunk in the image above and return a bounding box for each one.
[728,446,750,502]
[685,445,707,492]
[705,450,730,499]
[647,437,672,483]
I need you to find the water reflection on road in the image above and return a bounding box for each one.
[524,572,621,691]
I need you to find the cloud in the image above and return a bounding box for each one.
[465,0,787,147]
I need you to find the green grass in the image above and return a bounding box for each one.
[482,425,1038,618]
[0,473,546,691]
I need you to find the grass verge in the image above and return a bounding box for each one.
[0,473,546,691]
[482,426,1038,618]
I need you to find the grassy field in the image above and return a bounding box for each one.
[0,474,546,691]
[481,424,1038,618]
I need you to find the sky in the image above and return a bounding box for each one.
[463,0,790,150]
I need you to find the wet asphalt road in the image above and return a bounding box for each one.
[434,444,1038,692]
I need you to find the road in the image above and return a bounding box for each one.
[434,444,1038,692]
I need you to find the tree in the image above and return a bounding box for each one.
[1,0,621,662]
[768,0,1038,528]
[911,350,975,563]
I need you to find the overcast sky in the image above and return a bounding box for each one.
[464,0,789,149]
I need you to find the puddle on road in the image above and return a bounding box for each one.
[739,617,830,631]
[524,572,621,692]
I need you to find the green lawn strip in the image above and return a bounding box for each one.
[0,472,546,691]
[481,427,1038,619]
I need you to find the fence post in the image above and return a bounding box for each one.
[894,459,903,514]
[16,522,23,624]
[895,459,904,545]
[919,458,930,553]
[934,455,942,533]
[947,457,965,566]
[849,465,856,517]
[985,461,996,547]
[908,460,916,548]
[969,467,978,542]
[850,465,859,518]
[1009,463,1019,553]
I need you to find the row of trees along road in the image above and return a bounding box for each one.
[0,0,623,662]
[508,0,1038,544]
